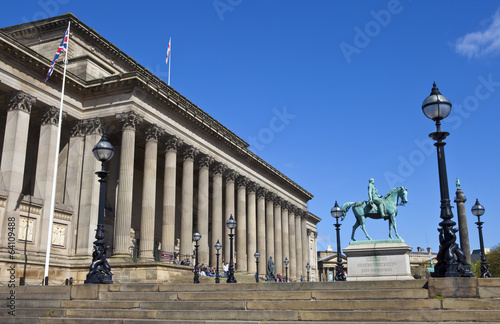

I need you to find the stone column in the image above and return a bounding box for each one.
[162,136,182,254]
[455,187,471,263]
[75,119,102,255]
[301,212,309,275]
[247,182,257,274]
[224,170,236,262]
[139,125,163,258]
[236,176,248,272]
[295,209,303,278]
[265,192,275,267]
[256,187,267,275]
[210,162,225,267]
[114,111,142,256]
[288,206,297,279]
[64,121,85,253]
[180,145,197,258]
[34,106,66,250]
[0,91,35,245]
[198,154,213,265]
[281,201,290,276]
[274,197,283,275]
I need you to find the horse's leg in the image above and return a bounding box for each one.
[359,216,372,240]
[391,213,401,239]
[351,219,360,241]
[388,215,394,239]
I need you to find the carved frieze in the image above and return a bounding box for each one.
[18,217,35,242]
[52,223,67,247]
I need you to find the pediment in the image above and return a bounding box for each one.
[1,13,137,81]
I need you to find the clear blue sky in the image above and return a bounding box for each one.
[2,1,499,255]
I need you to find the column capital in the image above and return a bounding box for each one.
[257,186,267,198]
[224,169,238,184]
[116,111,143,130]
[281,200,290,211]
[71,118,103,137]
[266,191,275,203]
[165,135,183,151]
[145,124,164,142]
[288,205,297,215]
[181,145,199,161]
[8,90,36,113]
[41,106,66,126]
[236,176,248,189]
[247,181,257,193]
[274,196,282,207]
[211,161,226,176]
[198,154,214,169]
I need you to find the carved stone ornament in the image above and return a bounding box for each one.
[41,106,67,126]
[247,181,257,193]
[274,196,282,207]
[225,169,238,183]
[212,162,227,176]
[71,118,103,137]
[8,90,36,113]
[52,223,67,247]
[257,187,267,198]
[116,111,143,130]
[281,200,289,211]
[266,192,276,203]
[165,136,183,151]
[237,176,248,189]
[182,145,199,161]
[199,154,214,168]
[145,124,164,142]
[18,217,35,242]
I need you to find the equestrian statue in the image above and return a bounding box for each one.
[341,179,408,241]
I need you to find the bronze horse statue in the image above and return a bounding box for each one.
[341,186,408,241]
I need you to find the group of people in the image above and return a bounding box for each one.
[196,263,223,277]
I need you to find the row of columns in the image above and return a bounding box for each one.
[0,91,312,278]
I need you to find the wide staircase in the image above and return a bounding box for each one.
[1,278,500,323]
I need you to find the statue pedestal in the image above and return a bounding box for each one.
[343,240,413,281]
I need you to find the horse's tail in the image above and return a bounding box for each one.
[341,202,355,220]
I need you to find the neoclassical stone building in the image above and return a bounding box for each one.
[0,14,319,283]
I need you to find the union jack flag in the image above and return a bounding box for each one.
[165,37,171,64]
[43,24,70,82]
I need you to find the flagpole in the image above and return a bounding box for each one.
[43,21,70,285]
[168,46,171,86]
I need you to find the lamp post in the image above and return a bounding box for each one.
[471,199,492,278]
[331,201,346,281]
[226,214,237,283]
[193,230,201,284]
[422,83,473,278]
[306,263,310,282]
[284,257,289,282]
[254,251,260,283]
[215,239,222,283]
[85,134,114,284]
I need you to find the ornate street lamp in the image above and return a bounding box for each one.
[215,239,222,283]
[422,83,473,277]
[254,251,260,283]
[193,230,201,284]
[85,134,114,284]
[306,263,311,282]
[471,199,492,278]
[226,214,237,283]
[284,257,289,282]
[331,201,346,281]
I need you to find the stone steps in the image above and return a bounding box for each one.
[0,278,499,323]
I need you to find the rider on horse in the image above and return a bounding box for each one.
[368,178,386,218]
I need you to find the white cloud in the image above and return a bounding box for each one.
[455,10,500,59]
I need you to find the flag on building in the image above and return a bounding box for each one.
[165,37,171,64]
[43,24,70,82]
